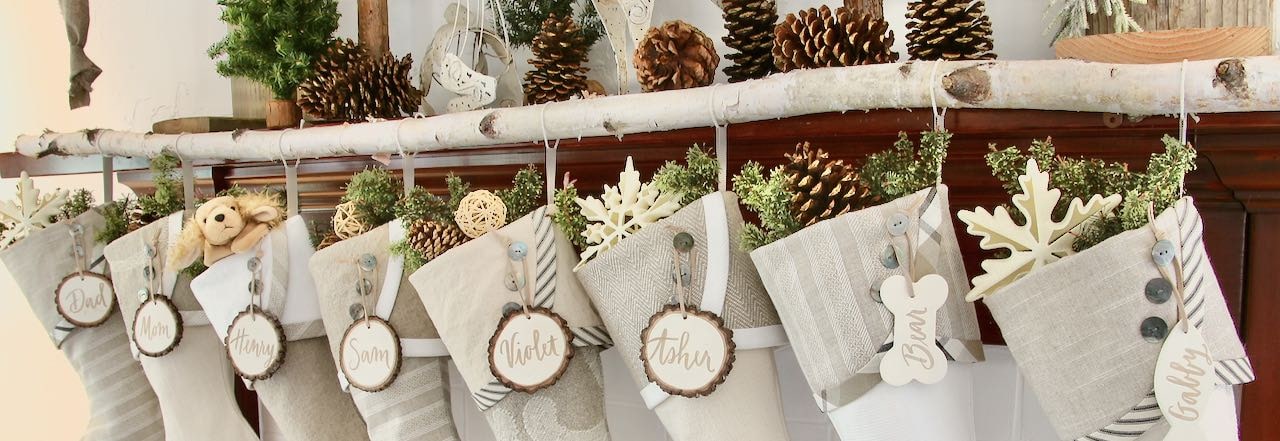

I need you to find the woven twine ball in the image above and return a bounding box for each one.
[454,190,507,238]
[332,201,368,240]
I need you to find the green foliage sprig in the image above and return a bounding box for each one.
[59,189,95,222]
[552,184,588,250]
[445,174,471,215]
[496,166,544,223]
[395,186,453,225]
[733,162,802,250]
[95,197,135,245]
[859,131,950,201]
[208,0,340,99]
[498,0,603,49]
[652,146,720,206]
[341,168,402,228]
[985,135,1196,251]
[136,154,185,226]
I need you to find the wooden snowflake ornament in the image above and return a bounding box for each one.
[0,171,69,249]
[958,159,1121,301]
[573,157,684,270]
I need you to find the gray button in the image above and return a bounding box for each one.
[358,254,377,271]
[137,288,150,303]
[356,279,373,296]
[870,279,884,303]
[881,244,899,269]
[1145,278,1173,304]
[507,242,529,261]
[73,245,85,256]
[142,266,154,280]
[72,224,84,235]
[145,245,157,258]
[673,232,695,252]
[248,279,263,295]
[1140,316,1168,342]
[1151,240,1176,266]
[349,303,365,320]
[502,302,522,314]
[886,214,910,236]
[247,256,261,272]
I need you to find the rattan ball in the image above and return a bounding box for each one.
[454,190,507,238]
[332,201,368,240]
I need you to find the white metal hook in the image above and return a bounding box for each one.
[395,118,418,192]
[928,60,946,131]
[1178,59,1189,198]
[540,103,561,206]
[707,84,728,192]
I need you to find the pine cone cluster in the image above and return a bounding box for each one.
[722,0,779,82]
[525,14,591,105]
[407,220,467,262]
[783,142,877,226]
[905,0,996,61]
[297,39,423,122]
[635,20,720,92]
[773,4,898,72]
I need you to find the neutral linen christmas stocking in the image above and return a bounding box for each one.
[190,216,368,441]
[0,208,165,440]
[750,185,983,441]
[576,192,792,441]
[985,198,1252,441]
[310,221,460,441]
[410,206,612,441]
[103,212,259,441]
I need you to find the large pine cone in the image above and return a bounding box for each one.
[407,220,467,262]
[297,39,423,122]
[635,20,720,92]
[773,5,898,72]
[783,142,877,226]
[525,14,591,105]
[722,0,779,82]
[905,0,996,61]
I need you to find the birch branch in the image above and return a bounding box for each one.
[14,57,1276,161]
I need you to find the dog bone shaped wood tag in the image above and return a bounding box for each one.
[878,274,948,386]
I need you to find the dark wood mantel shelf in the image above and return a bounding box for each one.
[4,108,1278,438]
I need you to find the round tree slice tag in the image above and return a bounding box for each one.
[1154,321,1216,441]
[225,308,286,381]
[340,317,402,392]
[54,272,116,328]
[132,295,184,357]
[640,304,736,397]
[487,307,574,393]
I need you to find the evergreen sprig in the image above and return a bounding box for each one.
[445,174,471,214]
[208,0,340,99]
[860,131,950,201]
[95,197,135,245]
[395,186,453,225]
[390,239,427,271]
[652,145,720,206]
[1048,0,1146,43]
[496,166,544,222]
[59,189,95,222]
[498,0,603,49]
[733,161,802,250]
[135,154,185,227]
[985,135,1196,251]
[552,185,588,251]
[341,168,402,228]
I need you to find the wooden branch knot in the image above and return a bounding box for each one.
[1214,59,1250,99]
[942,66,992,105]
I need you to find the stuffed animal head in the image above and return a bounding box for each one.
[169,193,283,269]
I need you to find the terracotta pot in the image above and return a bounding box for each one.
[265,99,301,129]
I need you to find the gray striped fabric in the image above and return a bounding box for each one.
[0,209,165,441]
[310,223,459,441]
[986,198,1251,440]
[749,185,982,407]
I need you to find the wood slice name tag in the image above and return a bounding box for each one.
[54,272,116,328]
[488,307,574,393]
[640,304,736,397]
[1154,321,1216,441]
[878,274,949,386]
[132,295,183,357]
[340,317,402,392]
[225,308,286,381]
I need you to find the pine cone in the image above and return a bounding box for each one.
[905,0,996,61]
[773,5,898,72]
[297,39,423,121]
[783,142,877,226]
[524,14,591,105]
[722,0,779,82]
[635,20,720,92]
[407,220,467,262]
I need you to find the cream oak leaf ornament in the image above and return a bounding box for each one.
[0,171,69,249]
[957,159,1121,301]
[574,157,683,270]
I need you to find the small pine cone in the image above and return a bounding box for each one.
[524,14,591,104]
[783,142,878,226]
[408,220,467,262]
[722,0,779,82]
[773,5,897,72]
[316,232,341,250]
[635,20,720,92]
[905,0,996,61]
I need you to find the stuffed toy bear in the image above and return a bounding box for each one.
[170,193,283,268]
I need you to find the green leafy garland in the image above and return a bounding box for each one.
[985,135,1196,251]
[498,0,603,49]
[208,0,340,99]
[859,131,950,201]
